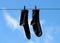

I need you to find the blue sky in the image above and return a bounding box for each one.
[0,0,60,43]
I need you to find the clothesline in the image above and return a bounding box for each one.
[0,8,60,10]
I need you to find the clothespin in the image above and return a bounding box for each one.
[24,6,26,10]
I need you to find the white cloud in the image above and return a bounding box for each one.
[4,11,20,30]
[43,26,54,43]
[43,25,60,43]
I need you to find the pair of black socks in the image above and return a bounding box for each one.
[19,7,42,40]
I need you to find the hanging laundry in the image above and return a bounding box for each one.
[31,6,42,37]
[20,6,31,39]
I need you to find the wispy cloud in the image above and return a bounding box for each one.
[3,10,26,38]
[43,26,54,43]
[3,10,20,30]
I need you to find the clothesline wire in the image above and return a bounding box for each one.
[0,8,60,10]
